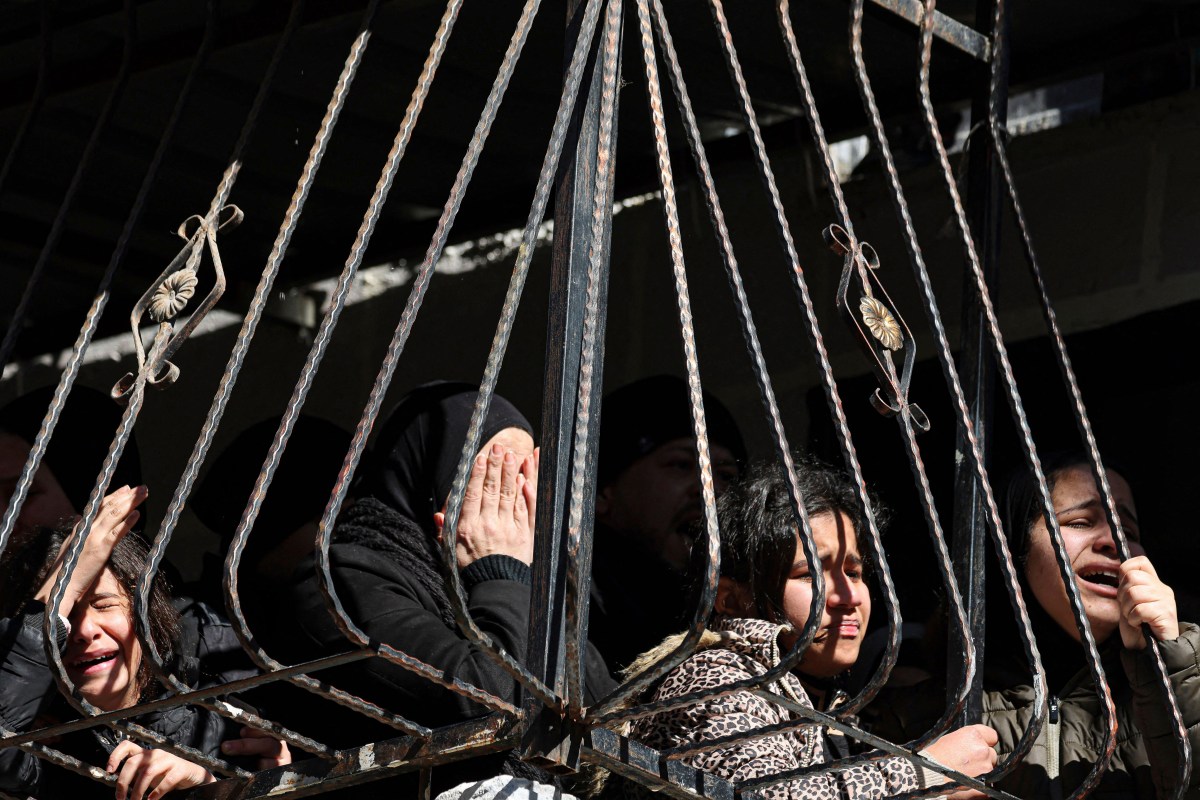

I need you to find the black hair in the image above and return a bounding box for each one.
[0,524,180,701]
[707,457,882,624]
[1001,450,1135,565]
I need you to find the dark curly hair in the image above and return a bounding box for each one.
[703,457,884,625]
[0,523,180,701]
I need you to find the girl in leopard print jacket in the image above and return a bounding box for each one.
[595,459,998,800]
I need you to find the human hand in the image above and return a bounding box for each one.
[1118,556,1179,650]
[921,724,998,798]
[435,444,534,568]
[107,740,214,800]
[220,726,291,769]
[34,485,148,617]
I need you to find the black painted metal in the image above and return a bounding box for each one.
[0,1,1172,798]
[949,0,1009,727]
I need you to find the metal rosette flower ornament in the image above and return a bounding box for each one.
[111,205,242,403]
[825,223,929,432]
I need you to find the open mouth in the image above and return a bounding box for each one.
[70,653,117,673]
[1079,569,1119,590]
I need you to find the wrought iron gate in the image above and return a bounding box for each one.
[0,1,1190,798]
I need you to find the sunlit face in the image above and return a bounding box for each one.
[778,512,871,678]
[0,432,75,532]
[1024,466,1142,643]
[63,568,143,711]
[596,438,739,571]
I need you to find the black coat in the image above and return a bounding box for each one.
[274,525,617,794]
[0,602,249,799]
[285,539,617,725]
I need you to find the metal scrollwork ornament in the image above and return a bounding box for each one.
[112,205,242,404]
[825,223,929,432]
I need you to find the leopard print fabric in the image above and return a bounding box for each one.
[611,618,919,800]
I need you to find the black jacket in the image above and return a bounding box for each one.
[285,541,616,729]
[0,602,248,799]
[273,526,616,795]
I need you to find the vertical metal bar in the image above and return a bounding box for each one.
[561,0,622,719]
[917,3,1120,796]
[984,0,1191,791]
[588,0,828,723]
[520,0,619,749]
[698,0,902,710]
[948,0,1008,725]
[304,0,555,712]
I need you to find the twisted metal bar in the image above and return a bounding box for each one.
[586,0,828,725]
[106,0,339,763]
[916,2,1118,796]
[0,0,136,374]
[316,0,608,722]
[983,0,1191,793]
[704,0,902,717]
[0,0,53,202]
[583,0,725,722]
[0,724,117,789]
[0,650,376,750]
[738,688,1021,800]
[559,0,627,717]
[39,327,249,780]
[191,0,454,734]
[845,0,1050,773]
[299,0,555,715]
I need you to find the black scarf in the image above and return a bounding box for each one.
[340,383,551,784]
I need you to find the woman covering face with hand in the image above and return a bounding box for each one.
[0,487,290,800]
[594,459,997,800]
[282,382,615,798]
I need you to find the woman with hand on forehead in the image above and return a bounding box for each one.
[0,487,290,800]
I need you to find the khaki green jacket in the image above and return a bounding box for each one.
[869,623,1200,800]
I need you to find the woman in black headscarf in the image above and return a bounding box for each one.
[282,382,615,795]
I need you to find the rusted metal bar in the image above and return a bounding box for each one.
[178,715,522,800]
[984,0,1192,791]
[0,650,376,750]
[0,0,135,374]
[917,1,1118,796]
[516,0,613,736]
[583,0,723,724]
[126,0,338,765]
[202,0,463,735]
[588,0,827,725]
[304,0,554,716]
[698,0,904,715]
[948,0,1007,728]
[557,0,623,723]
[583,728,737,800]
[845,0,1043,765]
[860,0,990,61]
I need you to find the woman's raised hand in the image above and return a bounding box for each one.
[220,726,292,769]
[106,740,214,800]
[33,485,148,617]
[435,444,537,568]
[1118,555,1179,649]
[920,723,999,798]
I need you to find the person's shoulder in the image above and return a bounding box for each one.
[652,642,765,702]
